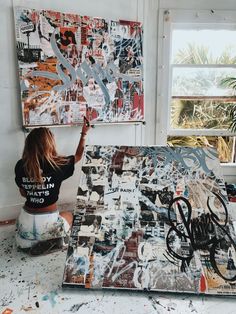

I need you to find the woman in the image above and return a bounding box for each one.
[14,117,91,255]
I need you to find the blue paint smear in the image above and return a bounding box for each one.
[42,290,58,307]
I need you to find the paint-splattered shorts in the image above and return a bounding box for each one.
[15,207,71,249]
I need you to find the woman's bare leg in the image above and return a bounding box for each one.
[60,211,73,227]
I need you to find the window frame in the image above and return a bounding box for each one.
[157,9,236,169]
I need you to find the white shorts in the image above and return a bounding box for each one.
[15,207,71,249]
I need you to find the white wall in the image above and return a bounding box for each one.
[1,0,236,220]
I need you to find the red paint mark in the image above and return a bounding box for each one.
[200,273,207,292]
[2,308,13,314]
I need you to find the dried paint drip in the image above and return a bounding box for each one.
[42,291,58,307]
[148,296,161,313]
[189,300,198,313]
[69,302,89,312]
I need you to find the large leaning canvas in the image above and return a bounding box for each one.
[14,7,144,127]
[63,145,236,295]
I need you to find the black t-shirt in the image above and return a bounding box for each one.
[15,155,75,208]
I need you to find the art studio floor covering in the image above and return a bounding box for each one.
[0,224,236,314]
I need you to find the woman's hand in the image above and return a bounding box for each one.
[81,116,91,136]
[75,116,92,163]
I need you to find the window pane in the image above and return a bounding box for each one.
[167,136,236,163]
[168,28,236,164]
[172,30,236,64]
[172,67,236,96]
[171,99,235,129]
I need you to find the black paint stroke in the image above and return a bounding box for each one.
[166,194,236,281]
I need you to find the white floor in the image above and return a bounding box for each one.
[0,225,236,314]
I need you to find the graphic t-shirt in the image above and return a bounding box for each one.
[14,155,75,208]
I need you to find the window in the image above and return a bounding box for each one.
[158,9,236,165]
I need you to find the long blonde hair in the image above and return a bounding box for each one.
[22,127,68,183]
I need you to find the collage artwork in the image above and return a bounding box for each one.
[63,145,236,295]
[14,7,144,126]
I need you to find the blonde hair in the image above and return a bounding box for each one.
[22,127,68,183]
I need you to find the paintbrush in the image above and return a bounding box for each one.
[84,116,95,128]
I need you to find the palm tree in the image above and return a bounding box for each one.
[174,43,236,65]
[221,77,236,132]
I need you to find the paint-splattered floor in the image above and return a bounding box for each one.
[0,225,235,314]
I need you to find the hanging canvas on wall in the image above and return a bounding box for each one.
[14,7,144,127]
[62,145,236,295]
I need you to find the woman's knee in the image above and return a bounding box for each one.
[59,211,73,226]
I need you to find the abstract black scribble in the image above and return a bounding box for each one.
[166,193,236,282]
